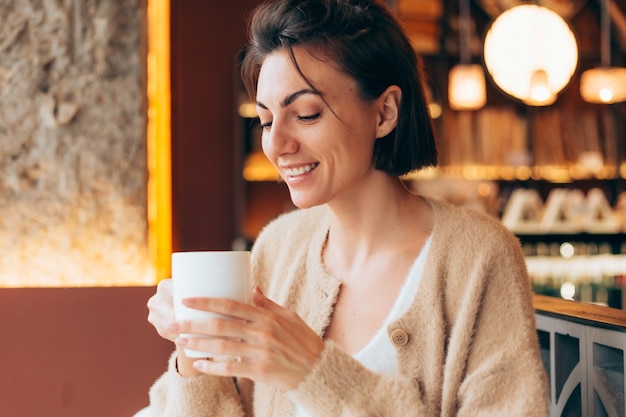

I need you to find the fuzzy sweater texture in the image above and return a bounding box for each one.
[148,198,550,417]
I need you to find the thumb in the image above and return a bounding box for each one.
[251,285,281,311]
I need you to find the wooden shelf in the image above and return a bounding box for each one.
[518,233,626,254]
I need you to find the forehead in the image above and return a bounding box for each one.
[256,47,355,101]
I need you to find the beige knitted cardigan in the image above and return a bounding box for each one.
[148,198,550,417]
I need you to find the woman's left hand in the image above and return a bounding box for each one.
[173,285,325,391]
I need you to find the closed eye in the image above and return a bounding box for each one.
[258,120,272,130]
[297,113,320,122]
[258,113,320,130]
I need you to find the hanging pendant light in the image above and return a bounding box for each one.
[580,0,626,104]
[449,64,487,110]
[527,69,557,105]
[448,0,486,110]
[483,4,578,106]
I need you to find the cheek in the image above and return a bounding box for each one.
[347,120,378,153]
[260,135,277,163]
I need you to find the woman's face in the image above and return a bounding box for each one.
[256,47,386,209]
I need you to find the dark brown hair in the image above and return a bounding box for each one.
[241,0,438,175]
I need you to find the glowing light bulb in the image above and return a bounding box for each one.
[599,88,613,102]
[560,282,576,300]
[560,242,575,258]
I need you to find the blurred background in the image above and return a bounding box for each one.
[0,0,625,416]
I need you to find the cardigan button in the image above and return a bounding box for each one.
[390,329,409,346]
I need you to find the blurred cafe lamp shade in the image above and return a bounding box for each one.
[580,67,626,103]
[483,4,578,106]
[448,0,486,110]
[448,64,487,110]
[580,0,626,103]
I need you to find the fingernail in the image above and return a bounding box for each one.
[175,336,188,346]
[166,322,179,332]
[182,298,196,306]
[193,361,204,370]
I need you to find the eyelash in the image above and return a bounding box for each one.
[258,113,321,131]
[297,113,320,122]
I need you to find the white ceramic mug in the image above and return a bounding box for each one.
[171,250,251,358]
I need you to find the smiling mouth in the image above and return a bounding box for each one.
[284,163,319,178]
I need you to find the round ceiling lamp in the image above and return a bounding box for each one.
[483,4,578,106]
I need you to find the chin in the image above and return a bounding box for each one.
[288,192,325,210]
[291,200,317,209]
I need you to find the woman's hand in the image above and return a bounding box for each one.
[172,285,325,390]
[147,279,178,343]
[146,278,214,376]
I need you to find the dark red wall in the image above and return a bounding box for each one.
[0,1,262,416]
[0,287,172,417]
[171,0,261,252]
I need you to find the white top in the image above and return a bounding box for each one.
[292,236,432,416]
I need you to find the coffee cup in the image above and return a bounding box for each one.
[171,250,251,358]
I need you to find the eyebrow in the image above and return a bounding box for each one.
[256,88,321,110]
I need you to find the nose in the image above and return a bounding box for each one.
[261,118,299,158]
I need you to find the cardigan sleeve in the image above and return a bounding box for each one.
[146,352,252,417]
[288,341,430,416]
[451,229,550,417]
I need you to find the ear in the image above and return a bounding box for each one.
[375,85,402,139]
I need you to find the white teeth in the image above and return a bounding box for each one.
[284,163,318,177]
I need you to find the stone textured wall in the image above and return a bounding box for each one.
[0,1,150,286]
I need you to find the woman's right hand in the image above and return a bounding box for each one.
[147,278,204,376]
[147,278,178,343]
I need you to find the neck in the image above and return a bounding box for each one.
[322,176,432,269]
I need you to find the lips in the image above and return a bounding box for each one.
[283,162,319,178]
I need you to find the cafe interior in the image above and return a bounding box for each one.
[1,0,626,416]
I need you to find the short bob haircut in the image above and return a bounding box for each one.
[240,0,438,176]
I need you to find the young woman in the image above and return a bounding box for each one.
[145,1,550,416]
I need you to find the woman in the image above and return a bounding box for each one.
[146,0,550,416]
